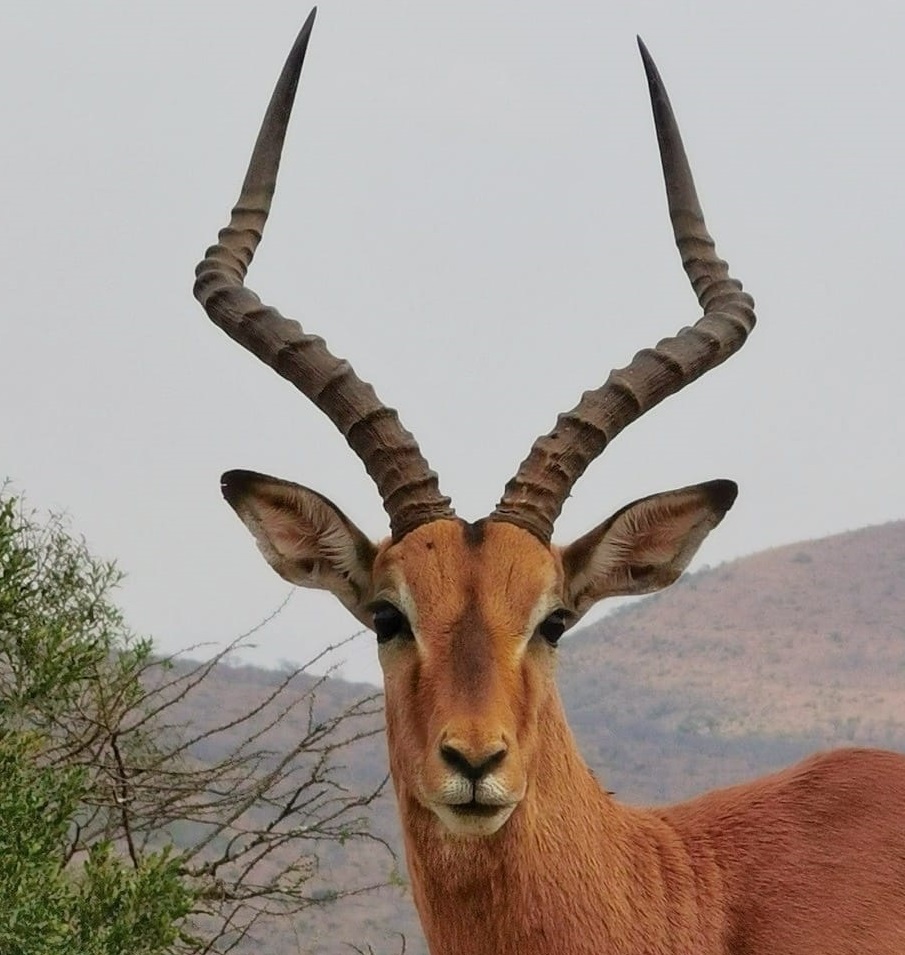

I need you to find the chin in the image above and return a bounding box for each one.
[431,802,517,838]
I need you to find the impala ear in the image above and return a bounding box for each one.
[220,469,378,625]
[561,479,737,617]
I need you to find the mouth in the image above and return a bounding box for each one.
[448,800,507,818]
[431,798,518,837]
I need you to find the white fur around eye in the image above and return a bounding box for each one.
[373,580,421,648]
[521,594,564,650]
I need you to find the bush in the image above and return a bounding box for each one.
[0,490,392,953]
[0,493,192,953]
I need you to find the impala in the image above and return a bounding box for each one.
[195,10,905,954]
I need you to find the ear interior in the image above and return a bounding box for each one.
[561,479,737,617]
[221,469,377,624]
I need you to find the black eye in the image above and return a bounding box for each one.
[372,602,410,644]
[537,611,568,646]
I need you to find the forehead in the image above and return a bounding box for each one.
[374,519,560,628]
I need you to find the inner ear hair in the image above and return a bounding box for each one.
[221,469,377,622]
[562,479,737,614]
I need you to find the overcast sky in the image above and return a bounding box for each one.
[3,2,903,684]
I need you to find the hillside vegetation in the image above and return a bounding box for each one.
[563,520,905,740]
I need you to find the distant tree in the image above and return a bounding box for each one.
[0,489,393,954]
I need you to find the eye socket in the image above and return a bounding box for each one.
[372,602,411,644]
[537,610,568,646]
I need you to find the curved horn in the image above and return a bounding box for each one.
[194,9,454,541]
[490,39,756,542]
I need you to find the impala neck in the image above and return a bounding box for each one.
[387,688,725,955]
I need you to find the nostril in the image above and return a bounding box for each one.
[482,745,508,775]
[440,741,508,781]
[439,742,471,778]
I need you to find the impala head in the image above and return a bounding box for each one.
[196,11,755,839]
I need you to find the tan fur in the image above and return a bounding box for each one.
[205,15,903,950]
[373,522,905,954]
[223,479,905,953]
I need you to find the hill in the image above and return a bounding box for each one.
[171,519,905,952]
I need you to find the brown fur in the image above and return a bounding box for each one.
[374,522,905,954]
[224,479,905,953]
[206,15,902,950]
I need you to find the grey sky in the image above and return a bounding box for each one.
[4,2,903,684]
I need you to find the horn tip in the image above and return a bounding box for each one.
[636,36,663,92]
[297,7,318,50]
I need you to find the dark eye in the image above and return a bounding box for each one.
[373,602,410,644]
[537,611,568,646]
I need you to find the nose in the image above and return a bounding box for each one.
[440,738,508,781]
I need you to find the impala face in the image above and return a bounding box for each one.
[191,25,905,955]
[221,471,737,838]
[373,520,561,836]
[197,9,754,842]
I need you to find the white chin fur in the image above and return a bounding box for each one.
[431,803,516,838]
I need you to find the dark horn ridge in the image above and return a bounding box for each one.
[490,39,755,543]
[194,9,455,541]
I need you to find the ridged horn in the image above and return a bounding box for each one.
[490,38,756,542]
[194,8,455,541]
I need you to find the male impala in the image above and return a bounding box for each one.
[195,10,905,954]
